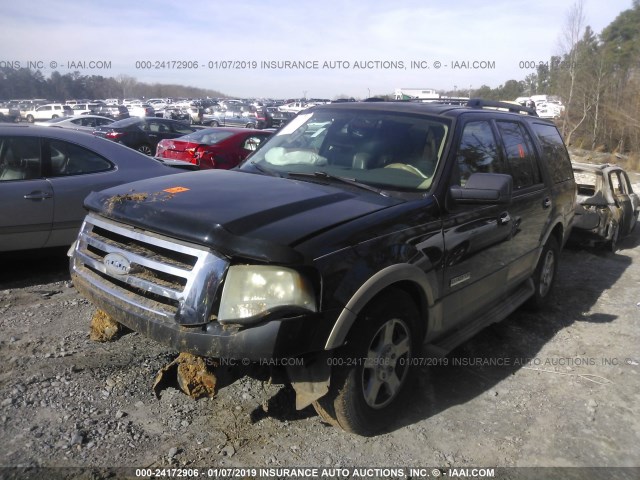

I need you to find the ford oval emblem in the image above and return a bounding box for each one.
[104,253,131,276]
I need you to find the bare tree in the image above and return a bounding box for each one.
[559,0,586,136]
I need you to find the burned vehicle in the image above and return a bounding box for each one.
[571,163,639,251]
[69,100,576,435]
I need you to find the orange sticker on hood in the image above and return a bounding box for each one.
[163,187,190,194]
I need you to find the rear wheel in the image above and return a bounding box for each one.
[527,235,559,310]
[26,115,34,123]
[313,289,420,435]
[137,144,153,156]
[209,120,219,127]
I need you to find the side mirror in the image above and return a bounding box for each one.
[449,173,513,205]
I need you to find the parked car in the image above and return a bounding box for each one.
[69,99,576,435]
[0,102,21,123]
[89,104,130,121]
[93,117,197,155]
[0,125,186,252]
[71,103,102,116]
[264,107,295,129]
[278,101,313,113]
[571,162,639,250]
[24,104,73,123]
[162,106,191,121]
[34,115,115,132]
[128,103,155,118]
[155,127,272,169]
[203,105,261,128]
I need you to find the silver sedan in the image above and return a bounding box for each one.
[0,125,186,251]
[34,115,115,133]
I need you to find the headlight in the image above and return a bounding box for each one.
[218,265,316,323]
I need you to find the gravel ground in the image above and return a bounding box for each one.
[1,177,639,479]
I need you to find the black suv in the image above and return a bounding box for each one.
[69,99,576,435]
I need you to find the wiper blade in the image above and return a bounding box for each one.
[288,171,389,196]
[249,161,282,177]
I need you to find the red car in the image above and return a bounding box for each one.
[155,127,272,169]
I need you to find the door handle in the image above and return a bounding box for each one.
[543,197,552,208]
[24,191,53,200]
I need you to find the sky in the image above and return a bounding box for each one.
[0,0,634,99]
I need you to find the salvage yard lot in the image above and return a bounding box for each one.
[0,221,639,473]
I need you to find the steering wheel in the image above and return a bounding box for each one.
[384,163,429,178]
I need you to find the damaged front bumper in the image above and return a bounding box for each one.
[72,270,321,360]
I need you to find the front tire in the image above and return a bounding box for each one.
[314,289,420,435]
[527,235,559,310]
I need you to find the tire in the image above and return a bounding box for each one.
[313,289,420,435]
[246,123,256,129]
[209,120,219,127]
[137,144,153,156]
[526,235,559,310]
[51,115,58,119]
[26,115,34,123]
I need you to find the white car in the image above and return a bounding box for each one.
[24,104,73,122]
[71,103,102,116]
[278,101,314,113]
[536,101,564,119]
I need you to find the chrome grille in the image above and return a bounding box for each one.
[71,213,229,325]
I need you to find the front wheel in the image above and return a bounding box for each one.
[313,289,420,435]
[527,235,559,310]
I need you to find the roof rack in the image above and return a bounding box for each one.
[466,98,538,116]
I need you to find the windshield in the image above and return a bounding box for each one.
[239,108,449,191]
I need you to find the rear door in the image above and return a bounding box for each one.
[0,136,53,251]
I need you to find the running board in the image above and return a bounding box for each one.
[424,279,535,358]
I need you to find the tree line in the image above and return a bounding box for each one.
[0,70,225,103]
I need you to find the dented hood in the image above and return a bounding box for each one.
[84,169,400,262]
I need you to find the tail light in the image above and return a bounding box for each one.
[105,131,125,140]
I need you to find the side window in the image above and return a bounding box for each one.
[48,140,112,176]
[456,121,503,185]
[0,136,41,181]
[172,124,195,135]
[531,123,573,184]
[609,172,623,195]
[496,121,542,190]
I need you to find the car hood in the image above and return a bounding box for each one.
[84,169,401,263]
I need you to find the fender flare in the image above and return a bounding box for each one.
[324,263,435,350]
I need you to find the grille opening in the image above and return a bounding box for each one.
[86,265,180,313]
[91,225,198,269]
[137,265,188,289]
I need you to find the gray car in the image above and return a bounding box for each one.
[34,115,115,133]
[0,125,185,252]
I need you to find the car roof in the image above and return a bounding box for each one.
[309,100,552,122]
[0,124,106,139]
